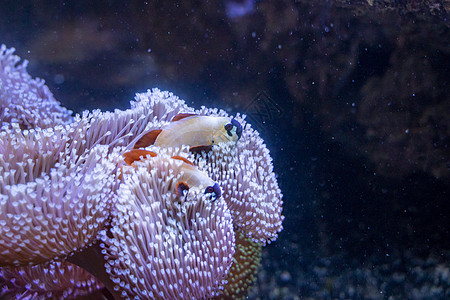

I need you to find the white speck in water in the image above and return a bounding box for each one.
[54,74,65,85]
[280,271,291,282]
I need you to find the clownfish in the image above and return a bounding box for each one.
[122,150,222,201]
[134,113,243,152]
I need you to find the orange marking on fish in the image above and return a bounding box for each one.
[171,155,195,166]
[176,181,190,197]
[189,145,213,153]
[123,149,157,165]
[171,113,197,122]
[134,129,162,149]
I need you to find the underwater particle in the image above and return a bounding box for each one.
[225,0,255,19]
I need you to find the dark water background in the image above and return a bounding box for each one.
[1,1,449,298]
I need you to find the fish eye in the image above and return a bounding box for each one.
[224,123,234,137]
[224,123,233,131]
[205,183,221,201]
[205,186,214,194]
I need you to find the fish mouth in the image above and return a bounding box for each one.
[217,130,235,143]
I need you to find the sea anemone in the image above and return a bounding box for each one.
[65,89,193,156]
[100,153,235,299]
[0,261,103,299]
[0,126,119,266]
[0,45,72,130]
[0,43,283,299]
[193,110,284,244]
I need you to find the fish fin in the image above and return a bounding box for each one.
[171,155,195,166]
[134,129,162,149]
[123,149,157,165]
[171,113,197,122]
[176,181,190,197]
[189,145,213,154]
